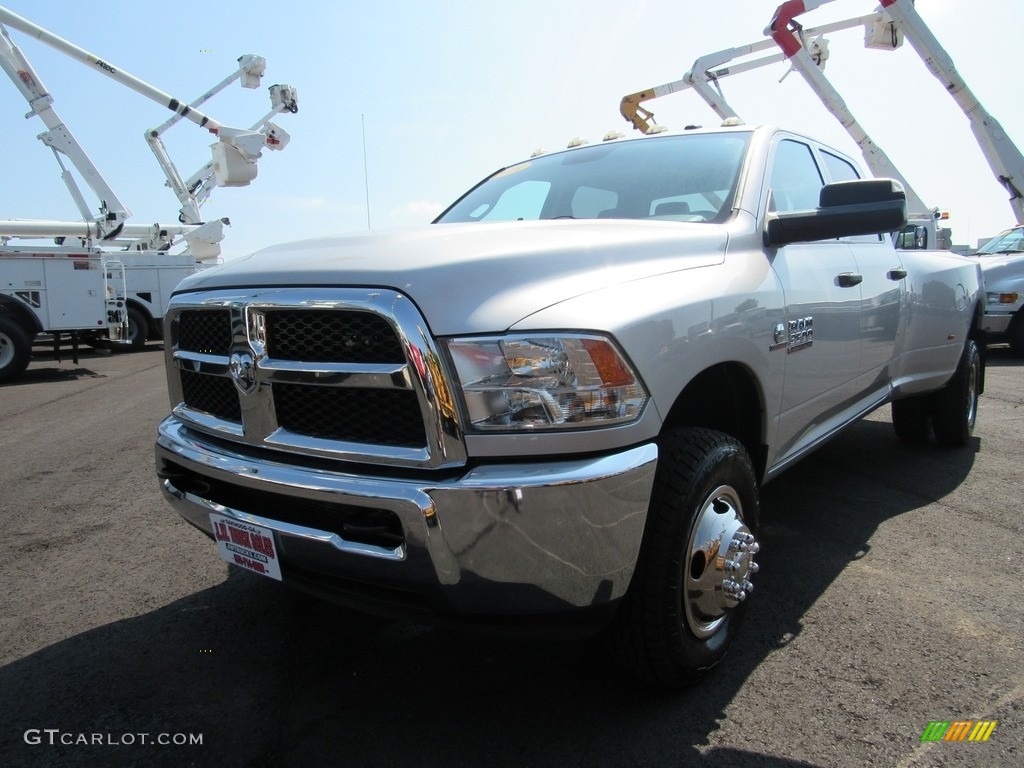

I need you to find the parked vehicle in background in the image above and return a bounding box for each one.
[973,225,1024,355]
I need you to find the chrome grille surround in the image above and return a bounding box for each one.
[164,288,467,469]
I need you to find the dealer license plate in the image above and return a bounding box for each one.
[210,514,282,581]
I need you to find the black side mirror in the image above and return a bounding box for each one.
[764,179,908,248]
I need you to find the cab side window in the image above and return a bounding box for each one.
[769,140,824,212]
[821,148,882,243]
[820,150,861,183]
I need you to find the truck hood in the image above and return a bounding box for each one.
[971,251,1024,292]
[178,220,728,334]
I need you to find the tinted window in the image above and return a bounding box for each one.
[821,150,861,183]
[769,140,824,212]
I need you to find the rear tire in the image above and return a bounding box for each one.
[123,305,149,350]
[0,314,32,384]
[609,428,760,689]
[931,339,980,447]
[102,305,149,352]
[891,396,930,443]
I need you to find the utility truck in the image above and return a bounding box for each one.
[0,6,297,383]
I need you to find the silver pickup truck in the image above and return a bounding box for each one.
[155,124,984,688]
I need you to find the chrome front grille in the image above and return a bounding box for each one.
[164,288,466,469]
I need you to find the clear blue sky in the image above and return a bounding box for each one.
[2,0,1022,258]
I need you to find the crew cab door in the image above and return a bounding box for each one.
[817,148,904,391]
[766,137,864,459]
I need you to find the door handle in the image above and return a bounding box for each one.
[837,272,863,288]
[887,268,908,280]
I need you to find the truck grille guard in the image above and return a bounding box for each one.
[164,288,467,470]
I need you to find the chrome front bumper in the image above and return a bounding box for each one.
[156,417,657,623]
[981,310,1013,336]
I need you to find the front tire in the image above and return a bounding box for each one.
[931,338,980,447]
[609,428,760,688]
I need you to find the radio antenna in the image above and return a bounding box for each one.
[361,113,371,230]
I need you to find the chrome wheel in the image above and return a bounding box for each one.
[0,330,13,370]
[964,351,979,430]
[684,484,759,639]
[933,339,981,447]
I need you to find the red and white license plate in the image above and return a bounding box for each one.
[210,514,282,581]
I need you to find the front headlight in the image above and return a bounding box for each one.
[986,291,1020,306]
[443,334,649,431]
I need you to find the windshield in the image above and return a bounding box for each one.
[976,226,1024,255]
[435,132,751,225]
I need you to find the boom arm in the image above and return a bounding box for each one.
[619,10,934,221]
[620,13,880,133]
[0,20,130,235]
[762,7,932,217]
[178,85,297,220]
[767,0,1024,224]
[0,4,298,238]
[620,40,779,133]
[0,7,223,133]
[144,56,298,225]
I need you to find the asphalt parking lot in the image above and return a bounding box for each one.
[1,343,1021,767]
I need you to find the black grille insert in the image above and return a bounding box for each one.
[274,384,426,447]
[181,370,241,422]
[177,310,232,355]
[265,310,404,363]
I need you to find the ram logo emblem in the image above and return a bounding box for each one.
[229,350,257,395]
